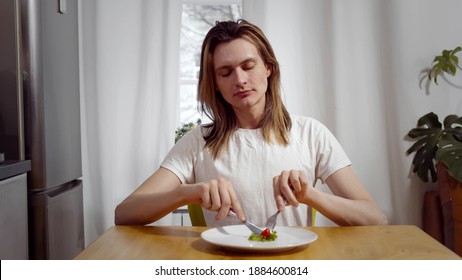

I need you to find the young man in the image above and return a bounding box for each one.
[115,20,388,227]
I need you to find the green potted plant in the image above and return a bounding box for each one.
[406,46,462,256]
[175,119,202,143]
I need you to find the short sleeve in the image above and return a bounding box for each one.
[311,119,352,183]
[160,126,204,184]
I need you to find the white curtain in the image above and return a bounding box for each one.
[244,0,462,226]
[79,0,182,245]
[79,0,462,245]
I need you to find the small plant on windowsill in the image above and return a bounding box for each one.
[175,119,202,143]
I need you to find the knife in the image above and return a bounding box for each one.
[228,210,263,235]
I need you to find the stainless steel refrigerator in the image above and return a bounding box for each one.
[0,0,84,259]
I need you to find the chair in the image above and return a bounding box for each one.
[311,208,316,226]
[187,204,316,227]
[187,204,207,226]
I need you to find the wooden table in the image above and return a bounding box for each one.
[75,225,461,260]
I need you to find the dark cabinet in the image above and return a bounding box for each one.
[0,172,29,259]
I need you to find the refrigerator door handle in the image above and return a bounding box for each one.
[14,0,25,160]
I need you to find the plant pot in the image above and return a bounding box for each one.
[436,163,462,256]
[422,191,444,243]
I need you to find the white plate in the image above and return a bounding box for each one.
[201,225,318,252]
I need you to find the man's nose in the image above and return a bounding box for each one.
[234,68,247,86]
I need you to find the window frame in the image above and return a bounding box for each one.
[179,0,242,124]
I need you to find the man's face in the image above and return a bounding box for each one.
[213,38,271,117]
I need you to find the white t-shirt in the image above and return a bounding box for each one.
[161,115,351,227]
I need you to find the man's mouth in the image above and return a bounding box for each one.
[234,90,251,97]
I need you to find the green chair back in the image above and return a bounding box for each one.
[187,204,207,226]
[312,208,316,226]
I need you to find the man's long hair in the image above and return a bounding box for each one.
[198,19,291,159]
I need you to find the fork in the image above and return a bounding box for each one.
[266,199,287,232]
[228,210,263,235]
[265,209,281,232]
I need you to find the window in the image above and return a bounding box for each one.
[179,0,242,125]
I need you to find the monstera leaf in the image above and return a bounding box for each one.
[407,113,442,182]
[435,119,462,183]
[406,112,462,183]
